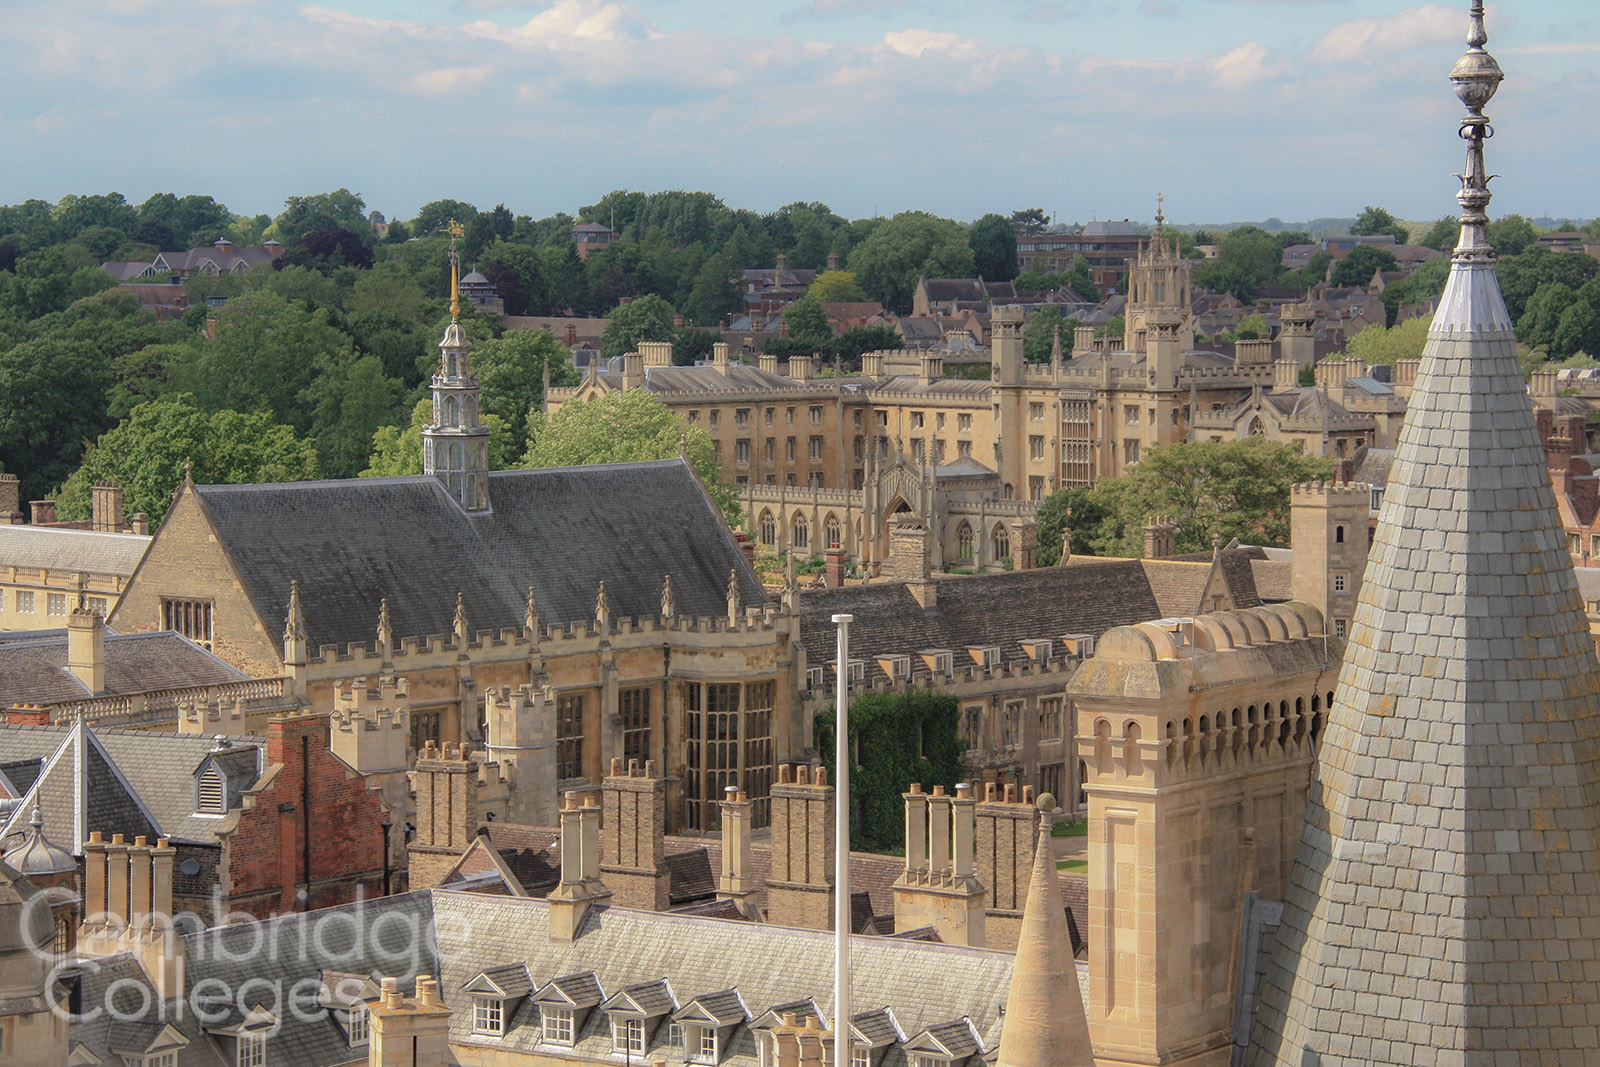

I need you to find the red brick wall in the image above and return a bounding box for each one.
[225,712,389,917]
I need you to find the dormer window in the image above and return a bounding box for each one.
[347,1003,369,1047]
[852,1046,872,1067]
[473,996,505,1036]
[806,667,824,691]
[236,1032,266,1067]
[542,1006,574,1044]
[612,1017,645,1055]
[197,764,226,815]
[695,1027,719,1063]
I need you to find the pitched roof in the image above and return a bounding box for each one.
[190,460,763,651]
[1252,28,1600,1059]
[0,630,249,706]
[0,524,150,575]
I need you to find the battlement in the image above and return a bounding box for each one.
[1291,479,1372,504]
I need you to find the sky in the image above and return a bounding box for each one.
[2,1,1596,228]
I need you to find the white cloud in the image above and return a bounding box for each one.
[1309,4,1465,64]
[882,28,982,59]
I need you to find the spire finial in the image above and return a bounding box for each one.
[1449,0,1503,261]
[183,457,194,487]
[1155,193,1165,237]
[376,597,393,650]
[660,574,675,618]
[283,580,306,642]
[446,219,465,320]
[453,592,468,645]
[525,585,540,638]
[595,580,610,630]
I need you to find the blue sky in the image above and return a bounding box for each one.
[2,1,1595,227]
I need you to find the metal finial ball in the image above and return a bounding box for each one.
[1450,48,1503,111]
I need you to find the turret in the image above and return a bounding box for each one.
[422,220,491,512]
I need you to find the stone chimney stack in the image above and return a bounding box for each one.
[1273,358,1300,391]
[91,481,125,532]
[130,512,150,535]
[622,349,645,391]
[640,341,673,368]
[712,341,731,375]
[1142,518,1176,560]
[408,741,480,890]
[717,785,759,916]
[548,791,611,942]
[767,763,835,929]
[975,782,1040,951]
[861,351,885,377]
[1235,337,1273,367]
[30,500,55,525]
[369,975,454,1067]
[776,252,788,275]
[67,606,107,695]
[600,758,670,911]
[759,351,779,374]
[0,473,20,524]
[1010,520,1038,571]
[827,251,840,272]
[887,515,937,611]
[918,352,943,384]
[80,834,184,1000]
[1277,302,1316,369]
[1072,324,1097,356]
[893,783,986,946]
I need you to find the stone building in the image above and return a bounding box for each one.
[0,479,151,632]
[109,271,791,836]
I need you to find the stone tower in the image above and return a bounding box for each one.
[1289,478,1369,640]
[1125,202,1192,381]
[422,221,491,513]
[1251,6,1600,1063]
[1068,604,1340,1067]
[1276,303,1316,370]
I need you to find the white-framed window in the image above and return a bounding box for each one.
[348,1004,369,1046]
[237,1032,266,1067]
[1333,572,1347,593]
[47,593,67,616]
[15,591,31,614]
[88,596,108,615]
[913,1055,946,1067]
[613,1017,645,1054]
[150,1053,179,1067]
[670,1023,685,1049]
[1335,618,1347,638]
[542,1006,574,1044]
[852,1045,872,1067]
[699,1027,718,1062]
[473,996,504,1036]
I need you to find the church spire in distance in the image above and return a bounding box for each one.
[1249,4,1600,1062]
[422,219,492,513]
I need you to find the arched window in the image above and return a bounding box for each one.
[792,513,809,551]
[957,522,974,561]
[759,511,776,547]
[443,395,459,428]
[1247,416,1265,436]
[1335,525,1345,544]
[825,514,841,549]
[992,524,1010,562]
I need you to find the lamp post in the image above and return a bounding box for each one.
[832,612,854,1067]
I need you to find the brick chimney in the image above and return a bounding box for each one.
[1142,518,1176,560]
[824,547,846,588]
[91,481,125,532]
[0,473,20,524]
[975,782,1040,951]
[887,516,936,610]
[766,763,835,929]
[408,741,480,889]
[600,757,669,911]
[30,500,55,525]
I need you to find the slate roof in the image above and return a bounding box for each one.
[638,364,795,393]
[0,524,150,575]
[0,630,248,707]
[0,723,259,849]
[432,890,1014,1061]
[189,460,763,652]
[797,553,1262,685]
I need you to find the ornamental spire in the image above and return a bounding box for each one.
[595,580,611,632]
[453,592,469,648]
[660,574,675,619]
[726,568,741,621]
[283,580,305,643]
[446,219,465,320]
[376,597,393,656]
[525,585,540,639]
[1448,0,1503,262]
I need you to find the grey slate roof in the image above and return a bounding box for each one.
[0,723,259,849]
[1250,112,1600,1064]
[191,460,763,651]
[0,630,248,706]
[0,524,150,575]
[797,553,1262,685]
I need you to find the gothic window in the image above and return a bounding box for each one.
[443,395,459,427]
[557,694,584,780]
[765,439,774,464]
[1248,416,1265,436]
[1124,439,1140,465]
[1030,435,1045,460]
[963,705,983,750]
[1040,697,1063,741]
[810,406,823,424]
[621,687,651,766]
[958,413,972,431]
[958,522,974,560]
[759,511,776,547]
[809,436,823,460]
[736,440,750,464]
[825,514,841,549]
[1029,476,1045,502]
[410,708,441,752]
[743,681,774,825]
[992,524,1010,562]
[792,513,809,551]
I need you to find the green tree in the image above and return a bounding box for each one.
[1380,257,1450,325]
[273,189,369,246]
[1518,282,1576,350]
[806,271,869,303]
[1552,299,1600,360]
[1351,206,1409,244]
[0,335,117,498]
[1497,247,1600,321]
[683,252,742,326]
[782,295,831,349]
[1417,216,1459,251]
[411,199,478,237]
[1085,437,1332,556]
[57,395,318,524]
[1010,208,1049,235]
[1345,316,1432,366]
[108,342,197,420]
[601,293,676,357]
[138,193,233,249]
[302,354,406,479]
[968,212,1019,282]
[1191,226,1282,300]
[814,691,962,851]
[1035,486,1113,565]
[1023,306,1073,363]
[1234,313,1268,340]
[481,240,550,316]
[278,226,374,272]
[520,389,738,525]
[847,211,975,314]
[362,397,517,478]
[1330,244,1399,288]
[834,325,902,367]
[1487,214,1539,257]
[53,193,138,241]
[472,329,578,453]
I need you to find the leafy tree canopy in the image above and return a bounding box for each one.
[1487,214,1539,258]
[471,328,578,454]
[1010,208,1050,235]
[1329,244,1398,288]
[601,292,676,358]
[1350,205,1408,245]
[1497,247,1600,322]
[1023,306,1074,364]
[1417,216,1459,252]
[782,295,831,348]
[521,389,738,525]
[57,395,317,524]
[968,212,1019,282]
[807,271,869,304]
[1345,315,1432,366]
[847,211,974,314]
[273,189,369,247]
[1191,226,1281,301]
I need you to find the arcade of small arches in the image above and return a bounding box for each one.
[753,501,1023,572]
[1087,689,1335,780]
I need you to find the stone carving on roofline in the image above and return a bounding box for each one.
[595,580,610,632]
[525,585,541,640]
[660,573,675,619]
[727,568,741,621]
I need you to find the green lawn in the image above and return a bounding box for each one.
[1056,859,1088,873]
[1050,819,1088,838]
